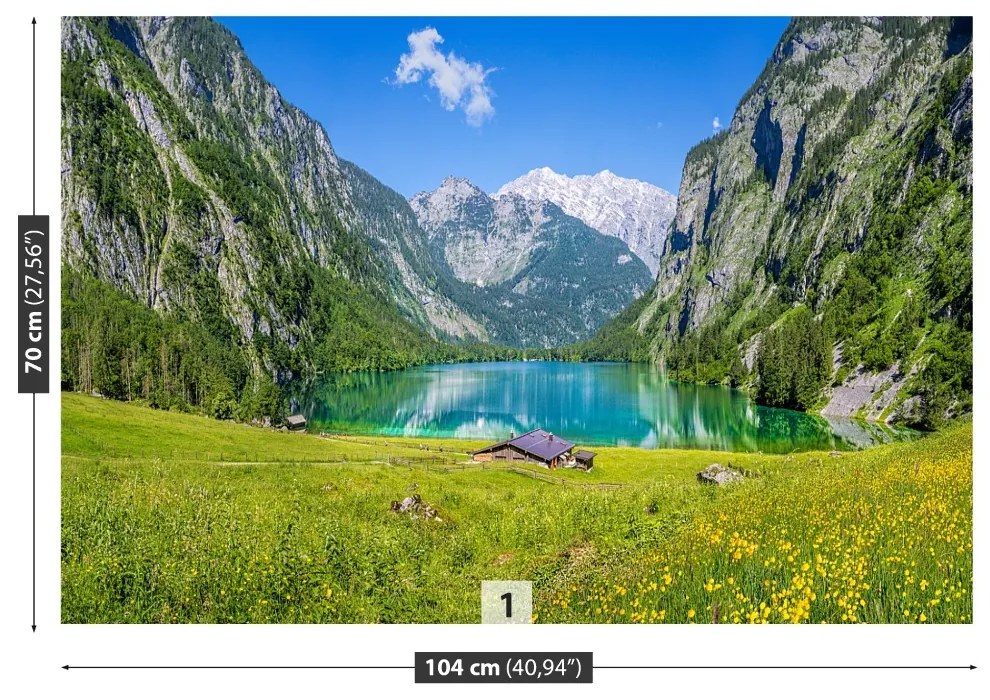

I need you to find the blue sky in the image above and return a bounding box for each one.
[218,17,790,197]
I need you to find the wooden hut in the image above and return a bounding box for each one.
[472,429,574,469]
[572,450,597,471]
[286,414,307,431]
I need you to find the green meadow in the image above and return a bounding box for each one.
[62,393,972,624]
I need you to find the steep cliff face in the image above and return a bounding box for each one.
[628,17,972,424]
[410,177,653,347]
[339,163,489,341]
[495,167,677,275]
[61,16,484,385]
[411,178,546,287]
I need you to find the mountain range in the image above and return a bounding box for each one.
[59,15,655,413]
[409,177,651,345]
[496,167,676,275]
[60,16,972,428]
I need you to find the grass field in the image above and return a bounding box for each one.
[62,393,972,623]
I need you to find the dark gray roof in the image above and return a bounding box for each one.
[472,438,510,455]
[286,414,307,425]
[508,429,573,461]
[573,450,597,460]
[473,429,575,461]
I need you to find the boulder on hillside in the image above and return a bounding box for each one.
[389,494,442,522]
[697,463,744,486]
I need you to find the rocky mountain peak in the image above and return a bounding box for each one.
[409,176,491,232]
[439,174,481,190]
[496,167,676,275]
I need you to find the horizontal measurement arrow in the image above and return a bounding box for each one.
[63,664,974,671]
[595,665,976,670]
[64,665,413,671]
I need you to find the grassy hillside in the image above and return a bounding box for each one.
[62,393,971,623]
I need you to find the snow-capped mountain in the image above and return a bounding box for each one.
[410,177,548,287]
[495,167,677,275]
[408,176,652,346]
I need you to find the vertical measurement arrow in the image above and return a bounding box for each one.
[33,17,36,215]
[32,15,37,634]
[26,16,40,634]
[31,16,37,634]
[32,392,36,632]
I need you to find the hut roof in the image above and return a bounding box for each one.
[573,450,597,460]
[472,438,510,455]
[472,429,574,461]
[509,429,573,461]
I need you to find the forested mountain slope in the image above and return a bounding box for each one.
[579,17,972,428]
[61,16,493,415]
[60,15,658,418]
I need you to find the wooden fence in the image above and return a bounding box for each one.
[72,447,623,489]
[382,457,624,490]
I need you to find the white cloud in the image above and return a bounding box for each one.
[656,121,663,129]
[394,27,495,126]
[712,116,722,133]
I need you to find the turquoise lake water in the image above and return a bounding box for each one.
[294,361,912,453]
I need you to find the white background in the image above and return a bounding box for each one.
[0,1,984,698]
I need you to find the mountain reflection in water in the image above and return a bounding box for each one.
[293,362,914,453]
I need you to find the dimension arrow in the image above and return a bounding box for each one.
[64,665,414,671]
[62,664,975,671]
[30,16,37,634]
[594,665,976,670]
[32,393,36,631]
[32,17,36,215]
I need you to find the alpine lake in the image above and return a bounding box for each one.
[292,361,914,453]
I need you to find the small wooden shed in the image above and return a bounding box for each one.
[286,414,307,431]
[573,449,597,471]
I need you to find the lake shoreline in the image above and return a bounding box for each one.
[293,360,917,453]
[295,355,924,429]
[63,391,910,458]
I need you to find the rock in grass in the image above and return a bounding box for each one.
[390,494,443,522]
[697,463,743,486]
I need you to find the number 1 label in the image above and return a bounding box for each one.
[481,581,531,624]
